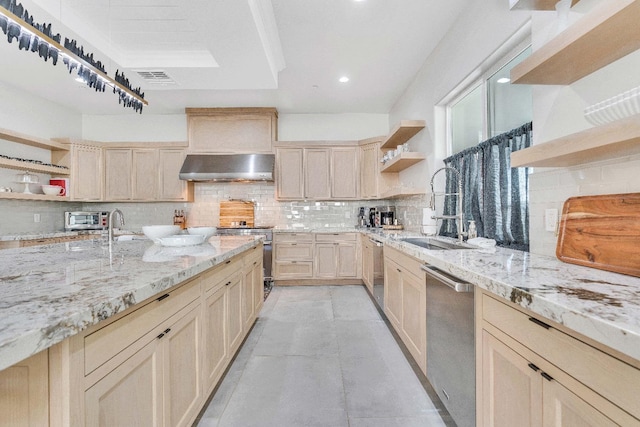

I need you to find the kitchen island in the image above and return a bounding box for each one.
[0,235,264,426]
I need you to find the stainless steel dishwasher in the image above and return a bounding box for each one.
[422,264,475,427]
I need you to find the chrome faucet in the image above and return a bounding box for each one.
[429,166,465,242]
[108,209,125,251]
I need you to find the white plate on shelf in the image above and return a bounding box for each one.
[157,234,205,247]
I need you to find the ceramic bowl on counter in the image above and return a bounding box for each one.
[187,226,217,240]
[157,234,206,247]
[142,225,181,243]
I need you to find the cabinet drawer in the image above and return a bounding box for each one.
[315,233,357,242]
[275,243,313,260]
[84,278,200,375]
[201,257,241,294]
[274,261,313,279]
[273,233,313,243]
[483,293,640,419]
[384,245,424,280]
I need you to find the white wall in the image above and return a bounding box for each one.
[388,0,531,193]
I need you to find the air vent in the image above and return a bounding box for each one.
[134,70,176,85]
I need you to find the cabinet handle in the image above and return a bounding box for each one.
[157,333,165,339]
[332,233,339,236]
[156,294,170,302]
[226,281,231,286]
[225,260,231,264]
[292,261,297,264]
[541,372,554,382]
[164,328,171,334]
[528,317,552,330]
[528,363,540,372]
[397,268,401,273]
[253,261,257,266]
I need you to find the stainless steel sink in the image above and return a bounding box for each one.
[400,237,475,250]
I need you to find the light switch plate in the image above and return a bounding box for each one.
[544,208,558,232]
[33,214,41,223]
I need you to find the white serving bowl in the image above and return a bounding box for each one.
[157,234,205,247]
[187,226,217,240]
[41,184,65,196]
[142,225,181,242]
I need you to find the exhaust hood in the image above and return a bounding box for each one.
[178,154,275,182]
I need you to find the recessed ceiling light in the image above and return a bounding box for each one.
[497,77,511,84]
[339,76,350,83]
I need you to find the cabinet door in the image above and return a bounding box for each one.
[315,243,337,278]
[252,259,264,314]
[188,113,275,154]
[362,240,373,292]
[336,243,357,278]
[0,350,49,427]
[159,149,189,201]
[542,379,618,427]
[104,148,132,200]
[132,149,158,200]
[73,144,103,200]
[401,270,426,373]
[304,148,331,200]
[360,143,378,199]
[384,258,403,329]
[85,338,163,427]
[203,286,228,394]
[482,330,542,427]
[163,305,202,427]
[227,274,244,354]
[331,147,358,199]
[276,148,304,199]
[242,267,255,332]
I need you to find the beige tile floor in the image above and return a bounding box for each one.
[196,285,453,427]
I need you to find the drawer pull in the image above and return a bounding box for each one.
[156,294,170,302]
[164,328,171,334]
[292,243,297,246]
[225,260,231,264]
[528,317,552,330]
[292,261,297,264]
[253,261,258,266]
[157,333,165,339]
[225,281,231,286]
[528,363,540,372]
[541,372,554,382]
[397,268,401,273]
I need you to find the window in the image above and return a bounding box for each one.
[440,43,533,251]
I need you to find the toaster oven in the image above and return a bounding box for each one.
[65,211,109,230]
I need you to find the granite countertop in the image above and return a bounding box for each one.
[0,229,141,242]
[0,235,262,371]
[362,229,640,362]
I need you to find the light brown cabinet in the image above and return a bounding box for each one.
[275,143,360,201]
[273,232,360,282]
[383,245,427,374]
[70,143,103,201]
[159,149,191,200]
[186,107,278,154]
[0,350,49,427]
[478,291,640,426]
[132,149,158,200]
[104,148,133,200]
[359,140,398,200]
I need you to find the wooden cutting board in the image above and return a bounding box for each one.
[556,193,640,277]
[219,200,255,227]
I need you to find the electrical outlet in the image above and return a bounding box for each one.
[544,209,558,232]
[33,214,41,223]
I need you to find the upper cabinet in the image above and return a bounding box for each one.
[52,141,104,201]
[511,0,640,85]
[186,108,278,154]
[510,0,640,167]
[275,143,359,201]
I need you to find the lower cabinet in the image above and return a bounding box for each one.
[383,245,427,374]
[273,232,359,282]
[478,291,640,427]
[0,350,49,426]
[28,245,265,427]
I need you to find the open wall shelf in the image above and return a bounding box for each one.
[511,0,640,85]
[0,128,68,151]
[380,120,426,149]
[0,192,68,201]
[380,152,426,173]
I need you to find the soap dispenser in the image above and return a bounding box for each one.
[468,220,477,240]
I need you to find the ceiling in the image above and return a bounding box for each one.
[0,0,468,115]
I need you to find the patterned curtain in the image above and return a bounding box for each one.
[440,122,532,251]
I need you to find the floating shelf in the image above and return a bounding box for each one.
[511,0,640,85]
[380,120,426,149]
[0,158,70,175]
[380,152,426,173]
[0,192,69,201]
[509,0,580,10]
[380,187,425,199]
[0,128,69,151]
[511,115,640,167]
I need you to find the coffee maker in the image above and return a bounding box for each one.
[357,207,371,227]
[378,205,396,227]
